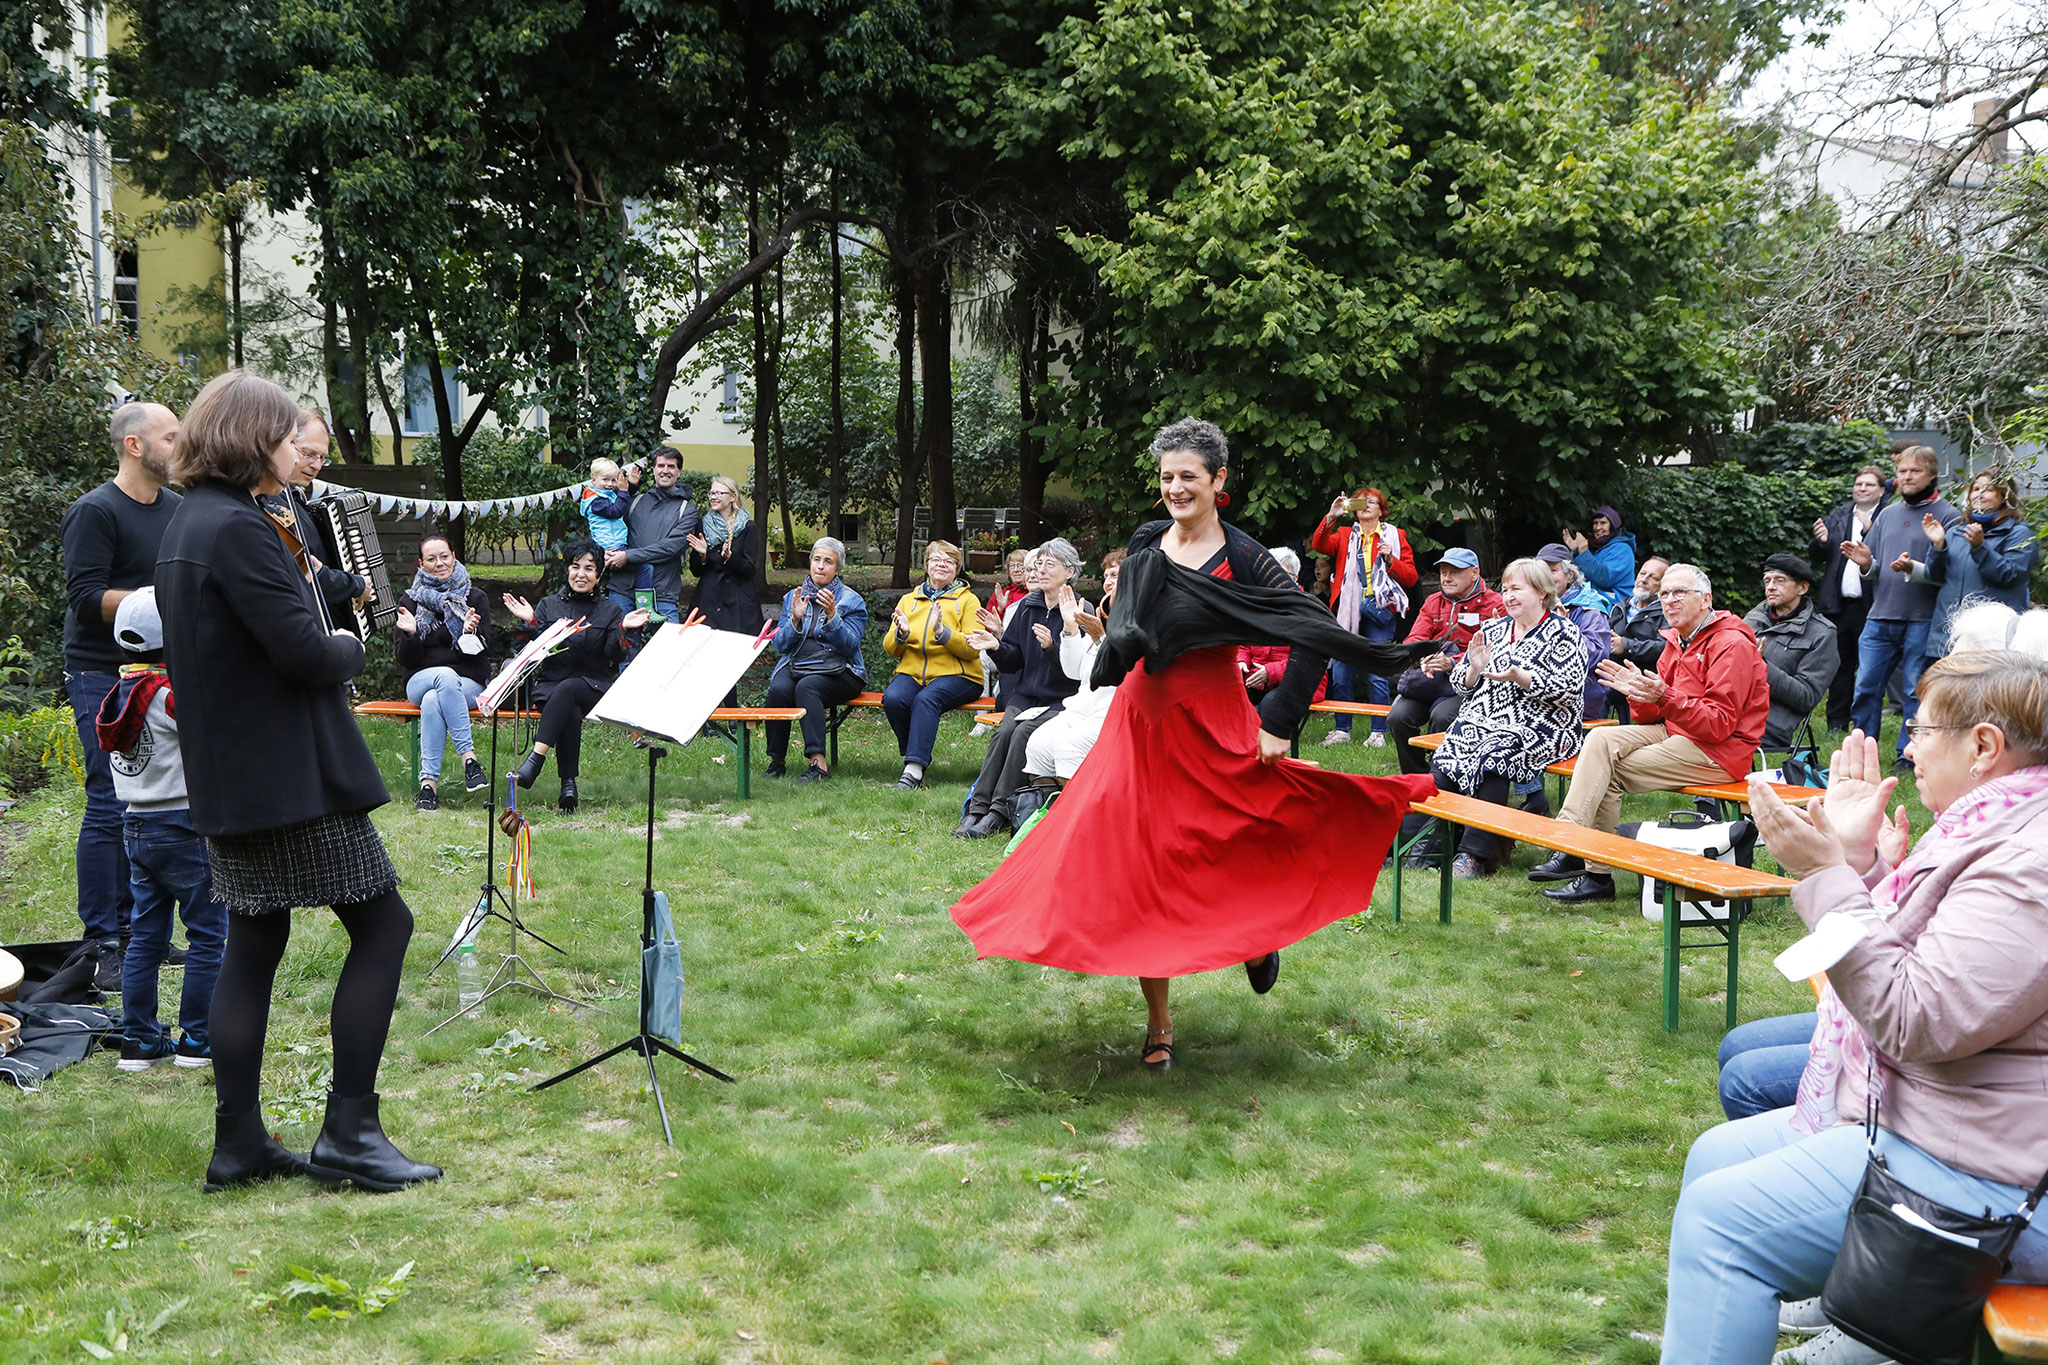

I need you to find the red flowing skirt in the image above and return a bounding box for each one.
[949,646,1434,977]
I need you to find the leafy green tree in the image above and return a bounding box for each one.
[1012,0,1756,543]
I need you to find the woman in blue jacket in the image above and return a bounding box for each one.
[1921,467,2039,657]
[766,537,868,781]
[1561,504,1638,612]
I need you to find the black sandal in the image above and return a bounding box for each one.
[1142,1028,1175,1073]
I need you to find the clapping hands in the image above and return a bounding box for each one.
[502,593,536,624]
[1596,657,1664,704]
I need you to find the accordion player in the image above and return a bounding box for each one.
[306,488,400,638]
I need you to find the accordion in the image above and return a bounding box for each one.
[314,489,400,638]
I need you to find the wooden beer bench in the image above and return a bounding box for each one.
[354,700,804,800]
[1381,788,1797,1032]
[825,691,998,766]
[1984,1284,2048,1361]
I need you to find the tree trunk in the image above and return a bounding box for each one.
[421,326,465,561]
[1017,286,1048,545]
[827,179,844,545]
[912,205,956,544]
[770,252,794,570]
[226,212,244,370]
[749,184,772,591]
[889,260,919,589]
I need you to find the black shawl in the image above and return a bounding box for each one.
[1095,522,1438,736]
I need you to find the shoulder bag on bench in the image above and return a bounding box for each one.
[1821,1060,2048,1365]
[1616,807,1756,924]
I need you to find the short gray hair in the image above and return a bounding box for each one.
[1267,545,1301,578]
[1664,562,1712,598]
[1037,537,1081,573]
[1149,417,1228,474]
[811,536,846,570]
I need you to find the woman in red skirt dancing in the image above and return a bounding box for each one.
[950,419,1435,1071]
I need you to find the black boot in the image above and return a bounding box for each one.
[558,778,578,813]
[513,750,546,789]
[305,1092,442,1193]
[1244,950,1280,994]
[203,1105,309,1193]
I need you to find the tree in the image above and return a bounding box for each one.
[1012,0,1756,540]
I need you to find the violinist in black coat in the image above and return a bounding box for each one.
[503,540,652,810]
[155,369,436,1198]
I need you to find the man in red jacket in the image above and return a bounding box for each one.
[1389,548,1505,776]
[1530,562,1769,903]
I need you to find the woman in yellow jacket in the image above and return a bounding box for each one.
[882,540,985,790]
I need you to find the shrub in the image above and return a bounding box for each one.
[1617,463,1839,616]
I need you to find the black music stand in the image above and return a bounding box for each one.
[530,740,734,1145]
[423,694,597,1036]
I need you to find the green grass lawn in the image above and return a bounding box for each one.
[0,710,1919,1364]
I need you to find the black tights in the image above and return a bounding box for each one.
[210,887,414,1114]
[534,678,606,779]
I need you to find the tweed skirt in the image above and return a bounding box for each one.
[208,811,398,915]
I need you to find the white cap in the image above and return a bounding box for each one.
[113,586,162,654]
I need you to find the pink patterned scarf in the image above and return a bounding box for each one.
[1791,764,2048,1135]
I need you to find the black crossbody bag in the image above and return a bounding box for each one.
[1820,1064,2048,1365]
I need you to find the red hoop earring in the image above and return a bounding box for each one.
[1216,491,1231,509]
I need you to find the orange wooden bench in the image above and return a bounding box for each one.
[355,700,804,800]
[1406,734,1824,819]
[1984,1283,2048,1361]
[826,690,999,766]
[1386,788,1796,1031]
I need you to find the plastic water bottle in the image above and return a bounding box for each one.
[456,939,484,1020]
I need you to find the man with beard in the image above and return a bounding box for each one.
[61,401,182,984]
[1841,444,1962,770]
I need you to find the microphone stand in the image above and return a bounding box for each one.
[530,738,734,1145]
[423,691,597,1035]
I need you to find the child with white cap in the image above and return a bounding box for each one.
[93,587,224,1070]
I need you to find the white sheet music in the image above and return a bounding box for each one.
[478,617,579,714]
[589,623,768,743]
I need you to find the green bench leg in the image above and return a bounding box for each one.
[827,708,842,768]
[1437,817,1453,924]
[1662,882,1680,1033]
[1726,902,1744,1031]
[409,719,421,791]
[738,722,753,800]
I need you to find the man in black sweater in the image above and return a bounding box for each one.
[60,401,182,979]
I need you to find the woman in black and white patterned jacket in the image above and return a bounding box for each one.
[1421,557,1588,879]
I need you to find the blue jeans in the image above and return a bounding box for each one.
[1716,1012,1817,1120]
[65,669,131,941]
[1328,616,1397,733]
[121,810,226,1048]
[881,672,983,766]
[405,668,484,780]
[1849,617,1930,757]
[1663,1108,2048,1364]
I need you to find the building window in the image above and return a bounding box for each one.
[720,370,741,423]
[113,248,139,338]
[403,356,461,436]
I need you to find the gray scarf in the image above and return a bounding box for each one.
[408,561,473,641]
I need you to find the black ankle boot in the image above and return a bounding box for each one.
[514,750,546,789]
[558,778,578,813]
[305,1092,442,1193]
[203,1105,308,1193]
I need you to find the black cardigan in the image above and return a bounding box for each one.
[1099,521,1437,737]
[688,522,762,634]
[394,584,493,687]
[156,482,390,837]
[991,588,1089,711]
[518,589,629,703]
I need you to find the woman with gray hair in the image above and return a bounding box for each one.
[764,538,868,781]
[956,537,1089,837]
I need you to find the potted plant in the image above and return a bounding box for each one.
[966,530,1001,571]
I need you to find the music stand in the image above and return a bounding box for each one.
[530,740,734,1144]
[423,694,598,1036]
[529,622,766,1142]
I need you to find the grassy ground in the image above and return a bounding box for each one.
[0,710,1919,1364]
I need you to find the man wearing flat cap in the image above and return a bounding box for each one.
[1741,552,1838,749]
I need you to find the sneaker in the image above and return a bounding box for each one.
[416,781,439,812]
[1450,853,1488,880]
[117,1036,176,1071]
[92,938,124,994]
[173,1038,212,1069]
[1779,1297,1829,1338]
[765,759,787,779]
[892,772,924,792]
[1771,1326,1894,1365]
[1363,732,1385,748]
[463,756,488,793]
[163,942,188,969]
[1321,730,1353,747]
[795,765,829,784]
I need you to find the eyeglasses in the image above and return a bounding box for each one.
[1656,588,1702,601]
[1901,721,1971,741]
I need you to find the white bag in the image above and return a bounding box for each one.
[1617,807,1757,925]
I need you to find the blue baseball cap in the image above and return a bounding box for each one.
[1435,548,1479,570]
